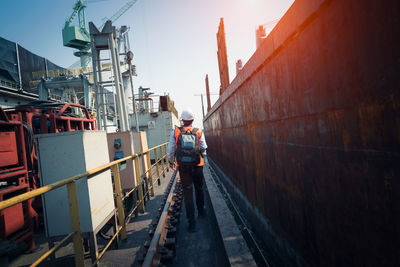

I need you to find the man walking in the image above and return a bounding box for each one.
[167,109,207,232]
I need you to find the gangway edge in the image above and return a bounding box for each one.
[204,162,258,267]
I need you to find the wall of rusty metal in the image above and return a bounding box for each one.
[203,0,400,266]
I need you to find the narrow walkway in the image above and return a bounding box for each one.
[173,162,257,267]
[9,163,256,266]
[173,166,228,267]
[99,169,174,267]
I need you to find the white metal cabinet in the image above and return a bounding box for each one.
[36,131,115,237]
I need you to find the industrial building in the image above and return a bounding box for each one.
[0,36,67,107]
[0,1,180,263]
[130,89,180,161]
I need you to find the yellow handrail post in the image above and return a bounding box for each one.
[146,151,155,197]
[66,181,85,267]
[140,153,149,200]
[154,149,161,185]
[134,157,145,212]
[164,144,169,172]
[111,164,127,240]
[159,147,165,177]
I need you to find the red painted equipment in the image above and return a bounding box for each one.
[0,101,96,250]
[6,101,96,135]
[5,101,96,190]
[0,107,36,249]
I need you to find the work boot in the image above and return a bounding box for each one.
[188,219,197,233]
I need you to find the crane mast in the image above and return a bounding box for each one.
[63,0,139,68]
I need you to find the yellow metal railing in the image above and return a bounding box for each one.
[0,142,170,267]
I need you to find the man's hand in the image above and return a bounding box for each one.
[170,162,176,170]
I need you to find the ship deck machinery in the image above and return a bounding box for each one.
[0,107,36,251]
[0,101,96,253]
[37,74,93,111]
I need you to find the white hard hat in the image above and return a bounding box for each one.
[180,109,194,121]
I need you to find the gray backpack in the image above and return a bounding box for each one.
[175,127,201,165]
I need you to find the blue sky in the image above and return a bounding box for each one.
[0,0,294,128]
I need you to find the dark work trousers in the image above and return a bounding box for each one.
[178,165,205,223]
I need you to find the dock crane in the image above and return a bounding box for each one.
[62,0,91,67]
[62,0,138,68]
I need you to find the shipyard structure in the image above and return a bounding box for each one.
[0,0,399,266]
[0,13,180,264]
[130,89,180,161]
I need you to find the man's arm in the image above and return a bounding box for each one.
[200,132,207,156]
[167,129,176,163]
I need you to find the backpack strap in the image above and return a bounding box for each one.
[181,126,196,134]
[193,128,202,139]
[174,127,183,145]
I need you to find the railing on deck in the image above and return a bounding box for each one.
[0,79,19,90]
[0,142,170,267]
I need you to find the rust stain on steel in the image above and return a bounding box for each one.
[204,0,400,266]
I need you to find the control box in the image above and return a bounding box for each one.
[106,131,149,191]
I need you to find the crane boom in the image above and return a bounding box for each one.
[100,0,138,29]
[65,0,87,28]
[65,9,78,28]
